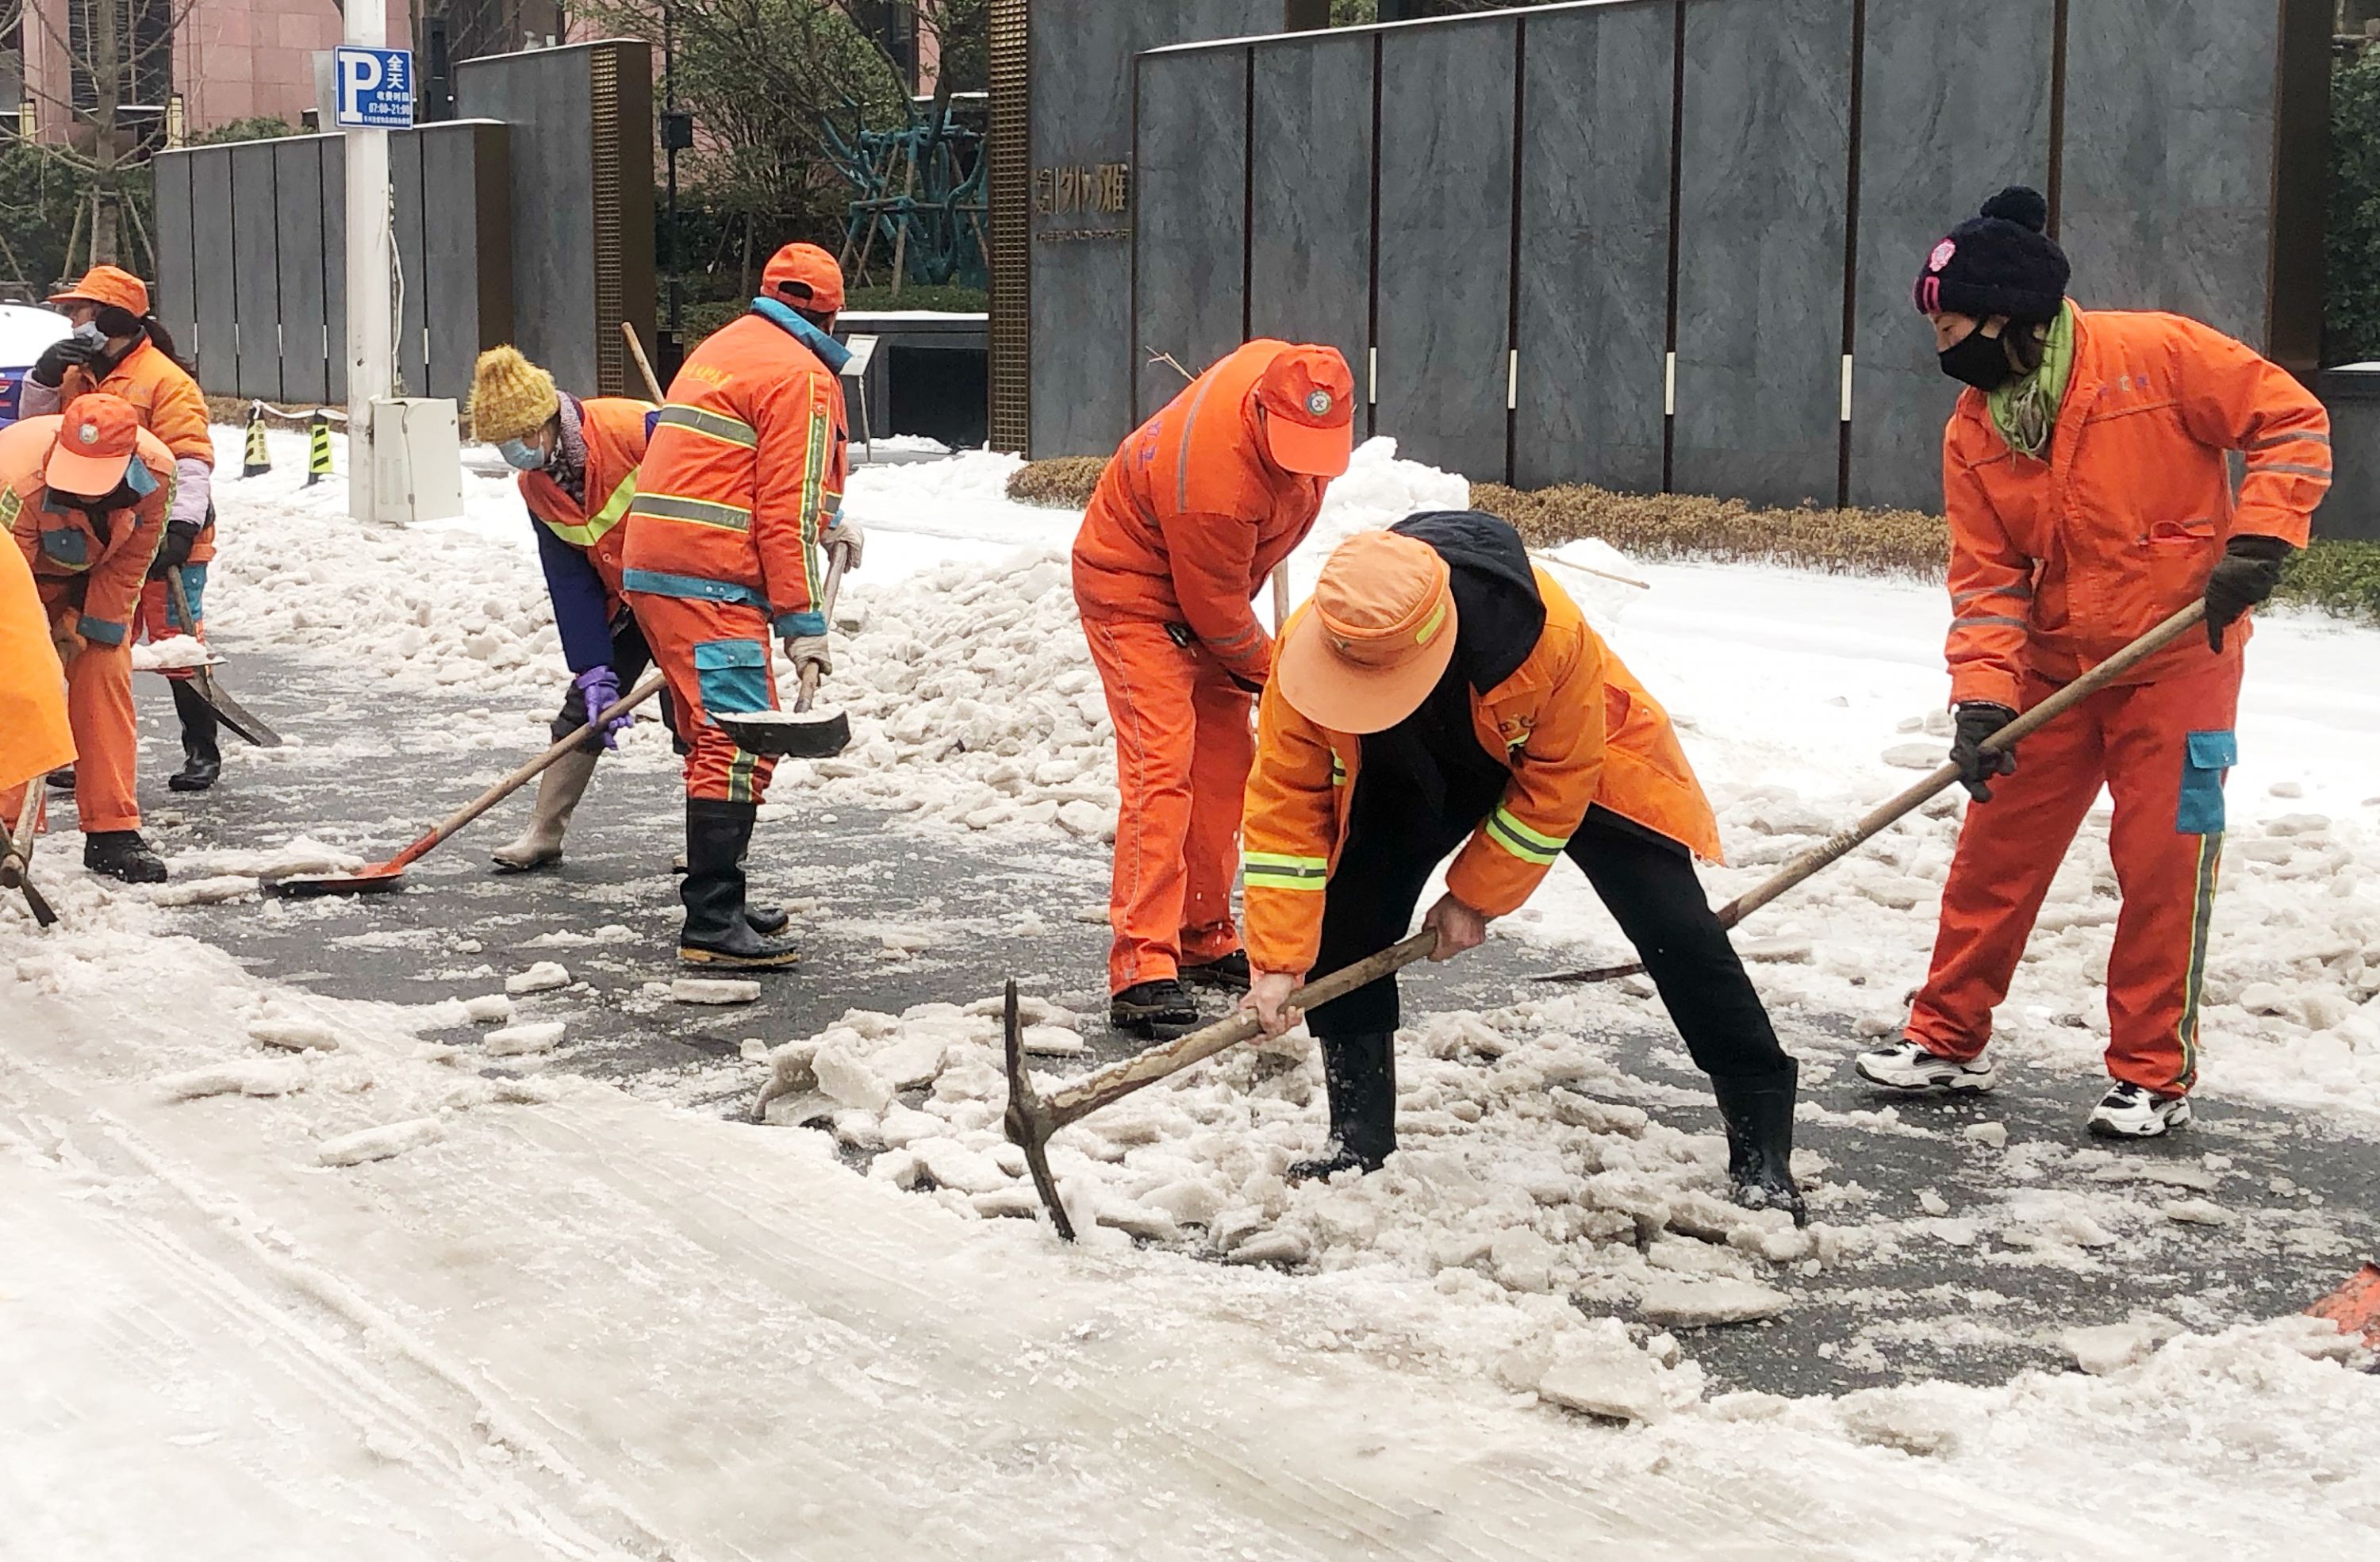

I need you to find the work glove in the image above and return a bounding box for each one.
[821,518,864,572]
[783,634,831,680]
[29,336,98,388]
[1948,701,2018,803]
[571,664,630,748]
[2203,534,2293,653]
[149,519,202,578]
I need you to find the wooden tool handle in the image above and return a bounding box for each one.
[621,320,667,401]
[793,543,853,714]
[387,673,668,871]
[2,776,40,886]
[1269,563,1291,635]
[1046,930,1441,1125]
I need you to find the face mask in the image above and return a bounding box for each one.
[1937,327,2014,392]
[72,320,104,346]
[498,437,543,471]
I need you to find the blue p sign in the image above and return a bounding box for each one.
[333,45,415,129]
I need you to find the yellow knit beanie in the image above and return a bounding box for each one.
[468,346,559,443]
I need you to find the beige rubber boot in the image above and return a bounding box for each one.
[491,746,600,873]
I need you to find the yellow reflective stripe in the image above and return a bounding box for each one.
[798,398,827,606]
[1485,807,1565,865]
[1330,754,1347,788]
[656,404,757,448]
[1245,850,1328,890]
[539,471,639,548]
[627,491,751,531]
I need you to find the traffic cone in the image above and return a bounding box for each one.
[305,410,332,486]
[241,401,271,477]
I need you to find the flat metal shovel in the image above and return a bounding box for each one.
[709,543,854,761]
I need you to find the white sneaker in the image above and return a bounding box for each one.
[2086,1081,2193,1138]
[1854,1039,2001,1093]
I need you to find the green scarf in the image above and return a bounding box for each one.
[1987,301,2076,460]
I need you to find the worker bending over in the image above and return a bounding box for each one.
[1241,514,1806,1222]
[1073,338,1354,1037]
[1860,186,2330,1138]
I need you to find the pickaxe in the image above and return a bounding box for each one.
[1,777,57,927]
[1003,929,1438,1240]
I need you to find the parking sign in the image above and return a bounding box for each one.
[333,46,414,129]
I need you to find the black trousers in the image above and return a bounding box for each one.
[1306,777,1793,1085]
[551,612,685,754]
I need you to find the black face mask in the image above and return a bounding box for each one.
[1937,327,2014,391]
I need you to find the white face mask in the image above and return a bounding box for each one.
[497,437,543,471]
[72,319,104,346]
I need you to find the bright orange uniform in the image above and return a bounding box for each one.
[1242,566,1718,976]
[1910,308,2332,1092]
[620,301,846,802]
[0,415,173,835]
[1073,340,1345,992]
[519,395,651,604]
[0,530,74,795]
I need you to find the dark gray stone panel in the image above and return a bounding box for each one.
[1374,16,1516,484]
[1133,49,1248,418]
[458,44,597,390]
[2317,370,2380,540]
[419,124,489,402]
[1672,0,1854,507]
[1514,2,1674,493]
[273,138,333,405]
[2062,0,2278,347]
[390,129,431,401]
[150,153,196,370]
[323,143,347,405]
[1246,33,1371,423]
[229,142,283,402]
[1848,0,2055,511]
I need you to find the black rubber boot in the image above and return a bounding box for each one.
[1288,1031,1398,1181]
[84,830,167,884]
[1110,977,1199,1039]
[167,679,221,793]
[1711,1063,1808,1226]
[47,768,75,792]
[676,798,800,968]
[1180,950,1251,992]
[745,903,789,936]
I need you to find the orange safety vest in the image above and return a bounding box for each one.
[620,304,847,638]
[1073,339,1328,686]
[1242,568,1722,976]
[516,395,652,604]
[0,416,175,651]
[1942,307,2331,708]
[57,337,215,562]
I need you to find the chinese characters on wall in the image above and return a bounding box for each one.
[1033,160,1130,242]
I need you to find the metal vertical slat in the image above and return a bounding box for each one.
[987,0,1031,453]
[589,44,627,397]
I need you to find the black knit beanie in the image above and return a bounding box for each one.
[1913,186,2069,324]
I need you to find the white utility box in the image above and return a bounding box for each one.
[369,397,463,524]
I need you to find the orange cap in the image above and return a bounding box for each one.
[1275,531,1458,734]
[48,264,149,317]
[760,242,846,315]
[44,395,141,497]
[1253,344,1355,478]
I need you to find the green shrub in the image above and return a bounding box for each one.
[1470,482,1948,578]
[2275,538,2380,622]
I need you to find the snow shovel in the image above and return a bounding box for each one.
[1534,599,2209,984]
[708,543,855,761]
[260,672,666,898]
[0,777,57,927]
[1003,929,1439,1240]
[166,566,282,748]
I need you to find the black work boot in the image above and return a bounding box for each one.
[46,768,75,792]
[1711,1063,1809,1226]
[1288,1031,1399,1181]
[676,798,800,968]
[1110,977,1199,1039]
[167,679,221,793]
[84,830,168,884]
[1180,950,1251,992]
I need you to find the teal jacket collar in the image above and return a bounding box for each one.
[750,297,852,374]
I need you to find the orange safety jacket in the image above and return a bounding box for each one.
[620,301,847,639]
[1242,568,1722,976]
[1942,308,2332,708]
[0,528,74,792]
[517,394,652,603]
[51,337,216,562]
[0,416,175,648]
[1073,340,1329,687]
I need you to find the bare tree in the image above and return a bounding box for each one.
[20,0,203,274]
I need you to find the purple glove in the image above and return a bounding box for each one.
[573,665,629,749]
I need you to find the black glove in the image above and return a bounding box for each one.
[1948,701,2018,803]
[149,519,202,579]
[30,336,98,387]
[2202,534,2292,653]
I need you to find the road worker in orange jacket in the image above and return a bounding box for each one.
[1858,187,2332,1139]
[25,266,221,793]
[0,397,175,882]
[621,242,860,968]
[1239,513,1805,1220]
[1073,338,1353,1036]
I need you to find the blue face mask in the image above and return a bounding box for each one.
[497,437,543,471]
[72,319,104,346]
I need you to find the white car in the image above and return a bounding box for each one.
[0,303,74,427]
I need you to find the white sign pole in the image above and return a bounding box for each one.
[343,6,394,523]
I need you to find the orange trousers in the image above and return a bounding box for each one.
[1084,615,1253,992]
[629,593,779,804]
[1906,655,2241,1095]
[2,589,140,833]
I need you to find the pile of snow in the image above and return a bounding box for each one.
[129,633,211,671]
